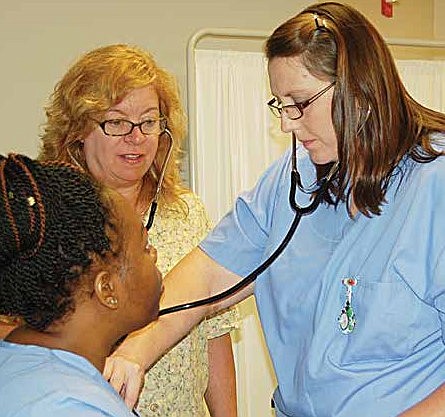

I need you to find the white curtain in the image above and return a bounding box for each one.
[193,50,445,417]
[396,60,445,112]
[195,49,282,417]
[195,50,289,224]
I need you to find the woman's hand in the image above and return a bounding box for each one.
[103,351,145,409]
[103,244,157,408]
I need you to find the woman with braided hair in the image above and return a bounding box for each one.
[0,153,162,417]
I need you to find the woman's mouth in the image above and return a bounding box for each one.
[120,154,144,163]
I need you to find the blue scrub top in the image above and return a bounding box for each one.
[200,142,445,417]
[0,341,135,417]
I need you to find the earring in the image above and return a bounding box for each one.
[106,297,118,307]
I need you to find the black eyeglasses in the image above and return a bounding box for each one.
[95,117,166,137]
[267,82,335,120]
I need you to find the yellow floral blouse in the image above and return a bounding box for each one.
[138,192,238,417]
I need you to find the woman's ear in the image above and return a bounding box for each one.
[94,271,119,310]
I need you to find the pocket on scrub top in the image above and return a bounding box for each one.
[338,279,419,365]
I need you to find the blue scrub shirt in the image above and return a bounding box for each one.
[200,143,445,417]
[0,341,135,417]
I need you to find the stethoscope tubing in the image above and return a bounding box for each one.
[158,208,304,316]
[159,136,332,316]
[145,128,174,231]
[158,135,335,316]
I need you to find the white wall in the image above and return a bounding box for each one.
[0,0,440,158]
[0,0,310,157]
[435,0,445,40]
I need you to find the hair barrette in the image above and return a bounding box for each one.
[313,13,328,30]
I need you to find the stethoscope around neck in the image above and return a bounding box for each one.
[158,133,339,316]
[144,127,174,231]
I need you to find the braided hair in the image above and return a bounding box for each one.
[0,154,121,330]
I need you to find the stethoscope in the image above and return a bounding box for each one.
[156,132,339,316]
[144,127,174,231]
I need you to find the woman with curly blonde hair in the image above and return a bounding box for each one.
[40,44,186,211]
[39,44,238,417]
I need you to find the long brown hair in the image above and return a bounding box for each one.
[266,2,445,216]
[39,44,187,211]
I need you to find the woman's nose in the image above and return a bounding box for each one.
[280,114,300,133]
[124,127,147,145]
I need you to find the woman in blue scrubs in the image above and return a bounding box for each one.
[105,2,445,416]
[0,154,162,416]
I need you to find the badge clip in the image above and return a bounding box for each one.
[338,277,358,334]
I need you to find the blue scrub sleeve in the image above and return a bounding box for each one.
[391,158,445,344]
[200,150,291,277]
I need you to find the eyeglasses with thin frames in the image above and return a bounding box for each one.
[267,82,335,120]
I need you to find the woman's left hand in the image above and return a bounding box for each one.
[104,352,145,409]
